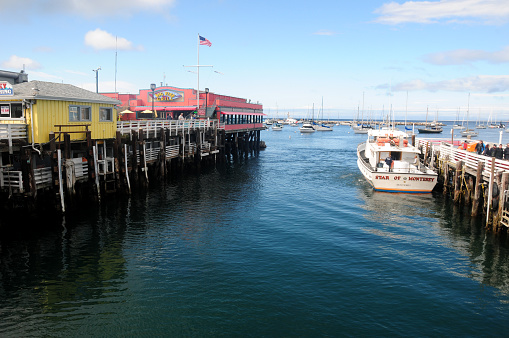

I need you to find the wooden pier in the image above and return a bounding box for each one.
[417,138,509,232]
[0,120,262,212]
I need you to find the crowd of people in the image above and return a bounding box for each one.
[471,140,509,160]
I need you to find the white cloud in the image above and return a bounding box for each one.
[392,75,509,93]
[0,0,176,18]
[29,71,64,81]
[312,30,337,36]
[424,46,509,65]
[374,0,509,25]
[1,55,41,70]
[84,29,143,51]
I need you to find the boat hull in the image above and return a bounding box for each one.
[417,128,442,134]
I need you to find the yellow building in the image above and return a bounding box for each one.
[0,80,120,144]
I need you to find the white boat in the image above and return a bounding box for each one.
[299,123,315,133]
[316,123,333,131]
[272,123,283,131]
[357,129,438,193]
[460,94,477,137]
[315,97,333,131]
[353,125,372,134]
[460,129,478,137]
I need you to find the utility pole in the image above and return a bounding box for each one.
[93,67,101,93]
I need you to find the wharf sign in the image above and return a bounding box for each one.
[0,82,13,96]
[149,89,184,103]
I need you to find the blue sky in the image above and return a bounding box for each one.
[2,0,508,121]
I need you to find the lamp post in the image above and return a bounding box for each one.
[205,88,209,119]
[150,83,156,118]
[93,67,101,93]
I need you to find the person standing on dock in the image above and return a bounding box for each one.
[483,144,492,157]
[495,144,504,160]
[504,144,509,160]
[178,113,184,120]
[476,140,484,155]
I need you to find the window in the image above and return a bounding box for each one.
[69,105,91,122]
[0,103,23,119]
[99,107,113,122]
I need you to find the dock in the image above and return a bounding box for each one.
[416,137,509,232]
[0,119,263,212]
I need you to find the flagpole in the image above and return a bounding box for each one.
[197,33,200,113]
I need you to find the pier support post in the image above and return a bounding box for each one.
[472,161,484,217]
[131,130,139,186]
[159,127,166,179]
[453,160,463,203]
[496,172,509,231]
[442,156,449,195]
[486,157,496,226]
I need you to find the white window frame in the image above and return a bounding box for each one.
[0,102,24,121]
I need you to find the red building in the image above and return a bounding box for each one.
[102,85,263,123]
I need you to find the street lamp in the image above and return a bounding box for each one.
[93,67,101,93]
[205,88,209,119]
[150,83,156,118]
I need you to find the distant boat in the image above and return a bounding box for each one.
[353,124,372,134]
[272,123,283,131]
[475,109,486,129]
[418,106,443,134]
[299,123,315,133]
[316,123,333,131]
[460,94,477,137]
[315,97,333,131]
[461,129,478,137]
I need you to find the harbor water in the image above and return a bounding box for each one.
[1,124,509,336]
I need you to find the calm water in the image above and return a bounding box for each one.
[2,125,509,336]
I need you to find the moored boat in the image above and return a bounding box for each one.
[417,124,443,134]
[299,123,315,133]
[272,123,283,131]
[357,129,438,193]
[316,123,333,131]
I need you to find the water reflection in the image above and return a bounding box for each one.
[357,187,509,299]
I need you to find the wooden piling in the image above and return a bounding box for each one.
[472,161,484,217]
[453,160,463,203]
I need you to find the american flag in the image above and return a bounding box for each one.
[199,35,212,47]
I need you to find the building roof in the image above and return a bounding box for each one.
[10,80,121,105]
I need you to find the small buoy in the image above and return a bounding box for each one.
[289,135,291,139]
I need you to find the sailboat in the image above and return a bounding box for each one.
[315,97,333,131]
[460,94,478,137]
[403,92,414,136]
[418,106,443,134]
[352,93,372,134]
[452,108,465,129]
[299,104,316,133]
[476,109,486,129]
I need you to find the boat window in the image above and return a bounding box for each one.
[392,152,402,161]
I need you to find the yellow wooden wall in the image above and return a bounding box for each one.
[31,100,117,144]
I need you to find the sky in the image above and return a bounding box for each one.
[2,0,508,121]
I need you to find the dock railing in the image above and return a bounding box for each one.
[117,119,219,136]
[418,139,509,179]
[0,124,28,153]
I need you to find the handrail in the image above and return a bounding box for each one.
[116,119,219,135]
[436,141,509,178]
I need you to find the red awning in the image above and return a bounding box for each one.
[220,111,265,116]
